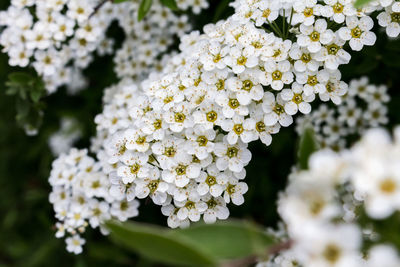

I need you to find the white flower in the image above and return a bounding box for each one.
[196,165,228,197]
[296,69,330,96]
[289,43,320,72]
[226,70,264,105]
[321,0,357,24]
[297,19,334,53]
[176,198,207,222]
[117,151,149,184]
[338,16,376,51]
[199,41,229,71]
[184,126,216,160]
[281,83,314,115]
[162,154,201,187]
[263,60,293,90]
[224,46,259,74]
[262,92,293,127]
[110,200,139,222]
[292,0,322,26]
[295,224,362,267]
[214,138,252,173]
[66,235,85,255]
[377,4,400,37]
[223,177,248,205]
[366,245,400,267]
[315,33,351,70]
[202,195,229,223]
[221,115,257,144]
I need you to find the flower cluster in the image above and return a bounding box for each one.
[262,127,400,267]
[0,0,204,93]
[49,148,139,254]
[296,77,390,150]
[46,0,399,253]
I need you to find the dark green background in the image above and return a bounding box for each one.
[1,1,400,266]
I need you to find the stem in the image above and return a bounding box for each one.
[89,0,114,18]
[282,9,286,39]
[287,8,294,39]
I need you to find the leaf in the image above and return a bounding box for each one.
[138,0,153,21]
[114,0,130,3]
[170,220,275,260]
[106,220,217,266]
[160,0,178,10]
[8,72,33,85]
[354,0,374,8]
[297,127,320,170]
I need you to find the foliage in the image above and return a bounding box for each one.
[107,220,275,266]
[1,0,400,266]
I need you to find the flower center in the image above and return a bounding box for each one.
[164,146,176,157]
[226,184,236,195]
[207,198,218,208]
[380,178,397,194]
[175,164,187,176]
[226,147,239,158]
[351,26,362,38]
[256,121,266,132]
[185,201,195,209]
[273,104,285,115]
[148,180,160,193]
[153,119,162,130]
[216,79,225,90]
[307,75,318,86]
[323,244,341,263]
[301,53,311,63]
[292,93,303,104]
[333,2,344,13]
[206,175,217,186]
[130,163,141,174]
[136,136,146,145]
[174,112,186,123]
[303,7,313,17]
[228,98,240,109]
[262,8,271,18]
[213,53,222,63]
[206,110,218,122]
[309,31,320,42]
[327,43,340,55]
[237,56,247,65]
[233,124,244,135]
[326,82,335,93]
[242,80,253,91]
[391,12,400,23]
[196,136,208,146]
[272,70,282,80]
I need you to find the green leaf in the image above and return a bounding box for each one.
[354,0,374,8]
[8,72,33,85]
[114,0,130,3]
[106,220,217,266]
[138,0,153,21]
[170,220,275,260]
[297,127,320,170]
[160,0,178,10]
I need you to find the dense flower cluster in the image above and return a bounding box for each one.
[260,127,400,267]
[49,148,139,254]
[44,0,400,253]
[0,0,204,93]
[296,77,390,150]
